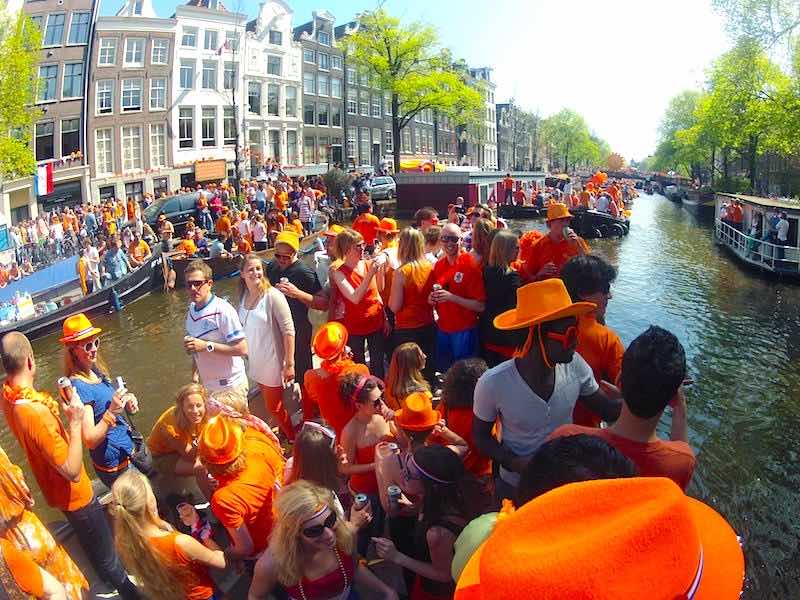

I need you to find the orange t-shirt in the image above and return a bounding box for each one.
[513,190,526,204]
[548,425,696,490]
[215,216,232,235]
[395,261,434,330]
[288,221,304,236]
[210,429,284,556]
[126,200,136,220]
[147,406,194,456]
[579,191,591,208]
[503,177,514,191]
[338,264,384,336]
[3,401,93,512]
[432,252,486,333]
[304,362,370,436]
[176,239,197,255]
[0,538,44,598]
[237,238,252,253]
[149,532,214,600]
[352,213,381,245]
[440,405,492,478]
[128,240,150,263]
[573,314,625,427]
[521,234,590,281]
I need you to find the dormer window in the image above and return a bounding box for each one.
[268,30,282,45]
[132,1,142,15]
[318,31,330,46]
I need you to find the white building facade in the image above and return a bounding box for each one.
[471,67,498,171]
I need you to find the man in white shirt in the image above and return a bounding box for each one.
[82,238,101,292]
[472,279,621,504]
[776,211,790,262]
[183,260,249,404]
[596,193,611,214]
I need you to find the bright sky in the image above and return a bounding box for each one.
[112,0,733,161]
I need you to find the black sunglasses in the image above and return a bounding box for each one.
[186,279,210,289]
[302,511,337,538]
[440,235,460,243]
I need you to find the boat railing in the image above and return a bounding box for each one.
[715,219,800,273]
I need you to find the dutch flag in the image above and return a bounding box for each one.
[34,163,54,197]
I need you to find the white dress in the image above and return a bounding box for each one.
[238,288,295,387]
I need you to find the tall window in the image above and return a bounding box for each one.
[303,72,315,95]
[268,30,282,45]
[248,82,261,114]
[285,86,297,117]
[287,130,298,164]
[98,39,117,65]
[267,84,279,116]
[317,74,329,97]
[95,128,113,174]
[267,56,281,76]
[180,60,194,89]
[151,39,169,64]
[121,79,142,112]
[204,30,218,51]
[359,128,369,164]
[330,77,341,99]
[61,63,83,98]
[124,39,144,67]
[202,61,217,89]
[223,62,236,89]
[318,31,330,45]
[223,107,236,145]
[38,65,58,102]
[402,128,411,153]
[303,48,315,63]
[371,95,381,118]
[132,1,143,15]
[43,14,65,46]
[178,107,193,148]
[268,130,280,160]
[331,55,342,70]
[35,123,54,161]
[359,91,368,116]
[150,124,166,167]
[318,53,329,70]
[67,12,90,44]
[346,67,356,84]
[149,78,166,110]
[181,27,197,47]
[373,128,382,153]
[331,104,341,127]
[225,30,239,50]
[303,102,315,126]
[61,118,79,155]
[385,128,393,153]
[346,127,356,159]
[304,136,315,164]
[347,90,356,114]
[384,93,392,116]
[122,126,142,171]
[202,107,216,147]
[317,103,329,126]
[96,80,113,114]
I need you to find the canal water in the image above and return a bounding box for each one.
[3,193,799,598]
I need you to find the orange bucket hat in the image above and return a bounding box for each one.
[455,478,744,600]
[494,279,595,331]
[394,391,439,431]
[546,202,572,222]
[197,416,243,465]
[378,217,399,233]
[60,313,102,344]
[313,322,349,360]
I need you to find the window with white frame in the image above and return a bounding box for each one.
[151,39,169,64]
[287,130,298,164]
[384,93,392,116]
[304,136,315,164]
[330,77,342,99]
[43,14,65,46]
[201,107,216,147]
[179,107,193,148]
[267,55,281,76]
[318,52,329,70]
[223,62,237,89]
[347,89,356,114]
[150,123,166,167]
[179,60,194,89]
[359,91,368,116]
[303,72,315,95]
[331,104,341,127]
[317,74,328,96]
[318,30,330,45]
[202,61,217,89]
[98,38,117,65]
[225,30,239,50]
[132,1,143,15]
[359,128,369,163]
[285,86,297,117]
[121,125,142,171]
[204,30,218,51]
[317,103,329,126]
[149,77,166,110]
[402,128,411,153]
[61,63,83,98]
[346,67,356,84]
[303,102,315,125]
[267,83,279,116]
[268,130,280,160]
[61,118,80,155]
[121,79,142,112]
[96,80,113,114]
[414,128,421,153]
[124,38,144,67]
[35,122,54,161]
[346,127,356,159]
[181,27,197,47]
[331,55,342,70]
[358,71,368,87]
[223,107,236,145]
[95,128,113,174]
[268,30,282,45]
[303,48,315,63]
[318,136,329,163]
[248,82,261,114]
[385,128,393,153]
[371,95,381,118]
[67,12,90,44]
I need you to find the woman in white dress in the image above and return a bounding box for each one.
[238,253,297,440]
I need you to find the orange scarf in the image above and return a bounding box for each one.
[0,447,31,527]
[2,383,60,420]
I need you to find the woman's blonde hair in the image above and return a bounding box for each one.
[173,383,209,434]
[269,480,355,587]
[385,342,430,410]
[333,228,363,261]
[488,229,520,269]
[63,340,110,379]
[110,471,184,600]
[397,228,425,265]
[472,218,496,265]
[237,253,271,304]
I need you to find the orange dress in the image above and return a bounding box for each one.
[395,262,434,330]
[349,443,379,494]
[338,264,384,336]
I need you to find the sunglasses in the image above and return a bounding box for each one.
[186,279,210,289]
[275,253,294,260]
[545,325,578,350]
[301,421,336,448]
[440,235,460,243]
[80,338,100,352]
[302,511,337,538]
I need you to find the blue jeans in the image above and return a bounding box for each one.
[64,496,140,599]
[436,327,479,374]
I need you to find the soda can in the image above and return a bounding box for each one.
[57,377,73,403]
[388,485,402,509]
[353,494,369,511]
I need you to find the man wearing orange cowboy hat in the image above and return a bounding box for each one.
[520,203,589,282]
[472,279,621,503]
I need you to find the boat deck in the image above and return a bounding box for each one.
[715,219,800,277]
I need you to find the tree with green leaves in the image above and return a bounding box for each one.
[541,109,607,171]
[340,9,484,173]
[713,0,800,55]
[0,12,41,181]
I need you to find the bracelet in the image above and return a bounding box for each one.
[102,411,117,427]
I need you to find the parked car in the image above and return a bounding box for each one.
[369,176,396,200]
[143,192,200,235]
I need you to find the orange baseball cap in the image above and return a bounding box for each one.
[60,313,102,344]
[312,322,349,360]
[378,217,399,233]
[545,202,572,222]
[455,478,744,600]
[494,279,595,331]
[197,416,243,465]
[394,391,439,431]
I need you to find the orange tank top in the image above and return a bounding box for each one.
[338,264,384,335]
[149,532,215,600]
[349,443,379,494]
[395,261,434,330]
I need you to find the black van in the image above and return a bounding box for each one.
[143,192,200,236]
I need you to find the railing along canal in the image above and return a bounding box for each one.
[715,219,800,274]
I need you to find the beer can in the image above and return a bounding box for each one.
[563,226,574,241]
[386,442,399,454]
[353,494,369,511]
[432,284,442,291]
[279,277,289,284]
[57,377,73,403]
[388,485,402,509]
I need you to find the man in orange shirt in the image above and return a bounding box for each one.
[352,203,381,251]
[549,326,696,490]
[175,230,198,256]
[502,173,514,204]
[560,255,625,427]
[0,332,140,599]
[215,207,232,236]
[431,223,486,373]
[127,232,151,267]
[198,416,284,559]
[521,203,589,282]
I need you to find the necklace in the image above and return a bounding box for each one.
[297,547,349,600]
[241,290,262,326]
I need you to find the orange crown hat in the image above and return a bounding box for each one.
[275,230,300,252]
[312,322,349,360]
[493,279,595,331]
[546,202,572,222]
[197,416,243,465]
[394,391,438,431]
[60,313,102,344]
[455,478,745,600]
[378,217,399,233]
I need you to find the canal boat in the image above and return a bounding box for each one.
[497,204,546,219]
[0,253,164,341]
[714,192,800,278]
[570,209,631,239]
[684,187,716,218]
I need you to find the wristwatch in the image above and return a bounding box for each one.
[205,342,214,353]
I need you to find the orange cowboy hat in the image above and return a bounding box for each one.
[394,391,439,431]
[60,313,102,344]
[312,322,349,360]
[455,478,744,600]
[546,202,572,222]
[378,217,399,234]
[197,416,243,465]
[494,279,595,331]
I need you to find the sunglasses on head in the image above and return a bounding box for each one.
[545,325,578,350]
[302,511,337,538]
[186,279,210,289]
[80,338,100,352]
[440,235,460,243]
[301,421,336,448]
